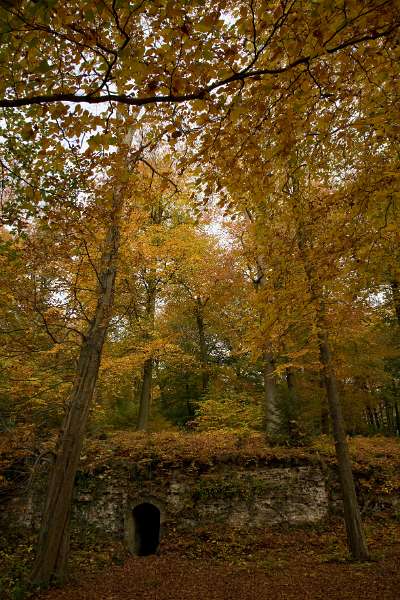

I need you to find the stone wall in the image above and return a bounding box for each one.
[3,458,329,552]
[3,436,399,556]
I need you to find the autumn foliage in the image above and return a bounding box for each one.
[0,0,400,590]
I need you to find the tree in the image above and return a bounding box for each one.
[289,177,370,560]
[2,0,400,582]
[27,121,157,583]
[30,141,133,583]
[0,1,397,111]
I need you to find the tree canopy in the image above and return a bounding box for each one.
[1,0,399,584]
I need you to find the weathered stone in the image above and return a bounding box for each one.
[1,460,330,552]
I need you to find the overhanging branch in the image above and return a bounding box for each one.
[0,24,397,110]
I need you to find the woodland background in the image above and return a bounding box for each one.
[0,0,399,594]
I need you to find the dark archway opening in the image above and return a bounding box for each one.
[133,503,160,556]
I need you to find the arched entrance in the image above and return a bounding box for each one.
[132,502,161,556]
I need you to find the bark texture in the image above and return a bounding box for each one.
[137,282,156,431]
[390,280,400,436]
[285,367,298,405]
[253,251,280,435]
[390,280,400,325]
[320,376,330,435]
[31,200,122,585]
[263,351,280,435]
[195,297,209,394]
[317,322,369,560]
[294,208,369,561]
[285,367,300,438]
[137,357,153,430]
[394,401,400,437]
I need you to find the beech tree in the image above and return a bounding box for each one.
[106,161,200,431]
[1,0,400,585]
[288,174,370,560]
[30,131,138,583]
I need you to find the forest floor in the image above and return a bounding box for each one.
[32,519,400,600]
[1,432,400,599]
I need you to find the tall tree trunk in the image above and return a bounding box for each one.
[316,373,330,434]
[285,366,299,437]
[253,252,280,436]
[31,200,121,585]
[365,407,372,430]
[317,317,370,560]
[320,402,330,434]
[263,351,280,435]
[294,209,369,561]
[390,280,400,436]
[137,284,156,431]
[286,365,299,418]
[378,402,385,428]
[390,280,400,325]
[195,298,209,394]
[373,407,381,430]
[243,207,282,437]
[384,399,394,434]
[137,357,153,431]
[365,402,375,431]
[285,366,298,404]
[394,401,400,436]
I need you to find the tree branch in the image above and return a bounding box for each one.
[0,24,397,109]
